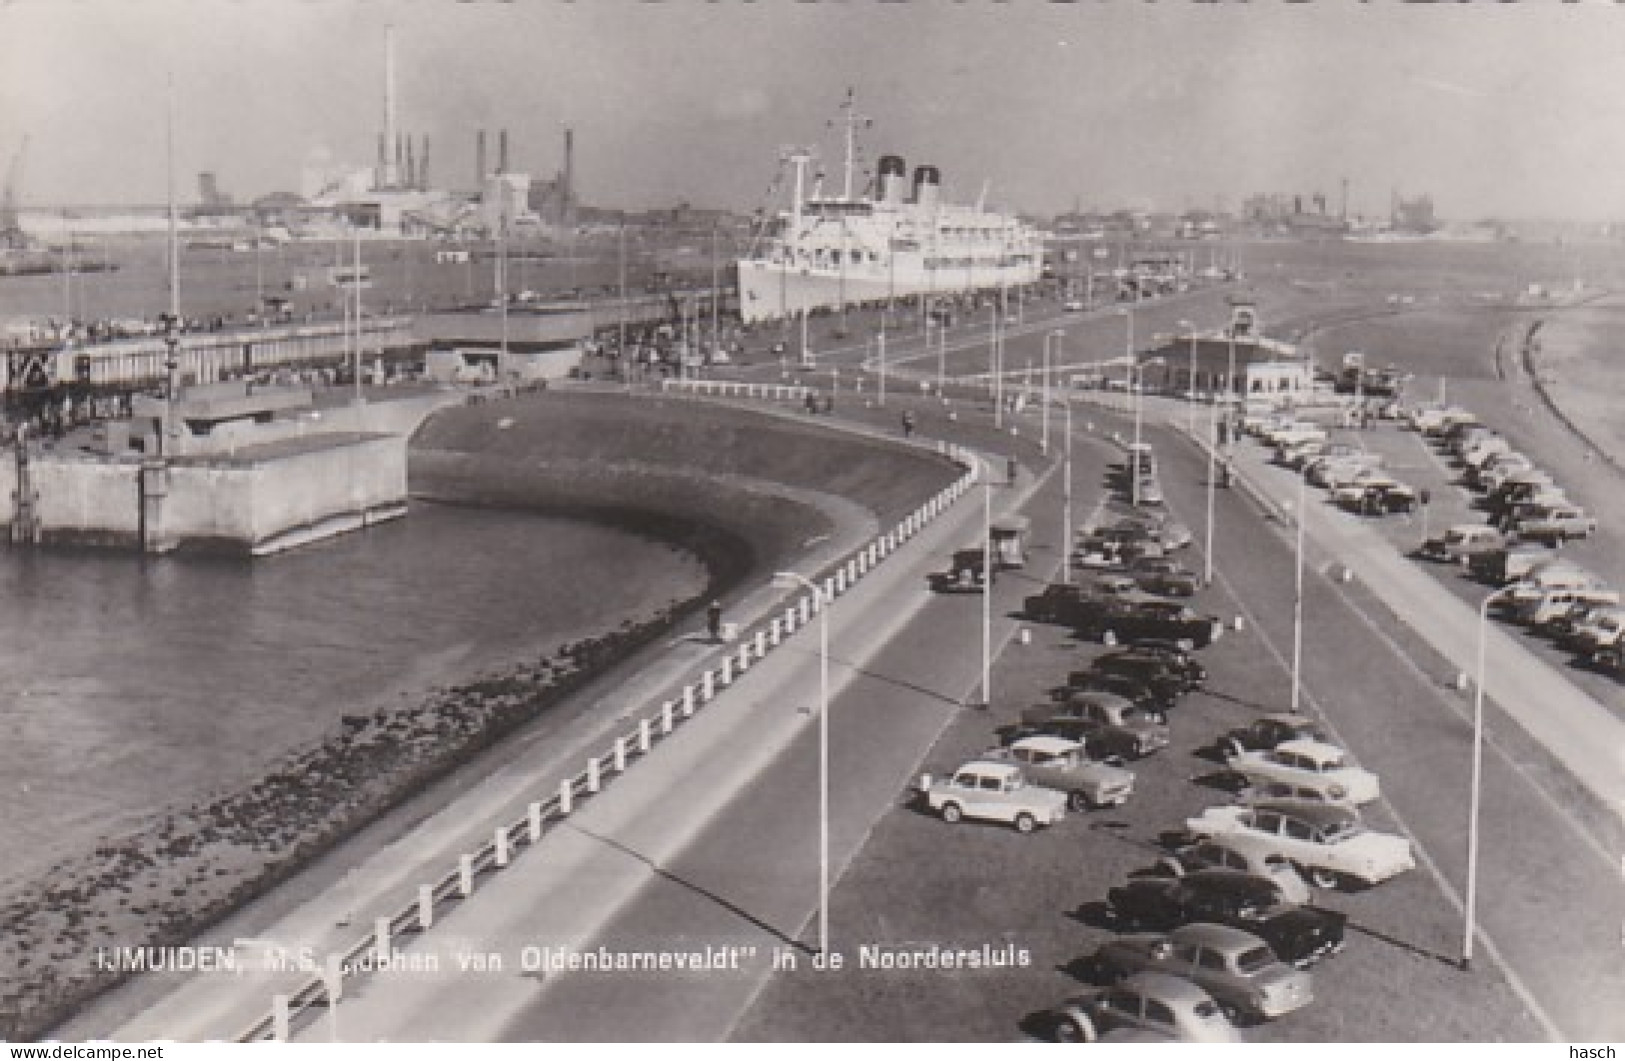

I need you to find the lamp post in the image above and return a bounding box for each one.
[1204,392,1219,586]
[1063,379,1074,586]
[980,470,993,707]
[989,307,1002,428]
[1179,319,1198,437]
[1290,463,1309,713]
[1130,357,1164,508]
[1040,331,1057,455]
[1463,584,1516,971]
[772,570,830,959]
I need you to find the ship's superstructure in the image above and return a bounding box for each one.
[737,101,1043,323]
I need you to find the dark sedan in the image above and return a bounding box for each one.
[1072,596,1225,649]
[1103,868,1346,967]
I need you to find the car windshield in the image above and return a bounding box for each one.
[1191,1000,1221,1019]
[1235,946,1275,974]
[1318,818,1364,841]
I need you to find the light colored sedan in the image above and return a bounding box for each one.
[1092,923,1314,1021]
[1227,738,1381,806]
[1158,837,1312,905]
[1185,799,1415,889]
[984,735,1135,810]
[1044,971,1240,1042]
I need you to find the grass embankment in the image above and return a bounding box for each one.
[409,391,965,592]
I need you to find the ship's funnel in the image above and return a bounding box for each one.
[878,155,907,204]
[912,165,941,211]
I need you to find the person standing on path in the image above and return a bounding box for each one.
[707,600,724,642]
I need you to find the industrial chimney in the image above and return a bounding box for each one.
[476,130,487,186]
[420,135,430,191]
[382,25,399,187]
[498,129,509,175]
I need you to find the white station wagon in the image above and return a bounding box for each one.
[1226,739,1381,806]
[1185,799,1415,889]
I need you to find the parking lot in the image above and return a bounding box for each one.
[734,447,1552,1042]
[1230,412,1623,710]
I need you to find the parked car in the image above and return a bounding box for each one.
[1332,476,1417,515]
[1225,739,1381,806]
[1111,642,1209,687]
[1022,691,1172,759]
[1216,713,1326,759]
[1513,587,1621,629]
[983,735,1135,811]
[1564,606,1625,654]
[1419,524,1507,564]
[1468,451,1532,490]
[1467,544,1559,585]
[1184,799,1415,889]
[1090,923,1314,1022]
[1515,504,1598,544]
[1122,557,1202,597]
[1092,647,1207,692]
[1022,581,1131,624]
[918,761,1067,833]
[1064,669,1178,716]
[1104,868,1347,967]
[1499,564,1607,613]
[1071,596,1225,649]
[1041,972,1240,1043]
[1156,838,1312,905]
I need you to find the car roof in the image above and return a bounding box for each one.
[1010,735,1081,756]
[955,760,1021,779]
[1170,922,1270,953]
[1258,712,1318,728]
[1182,867,1281,897]
[1120,970,1214,1005]
[1273,738,1347,763]
[1250,798,1360,827]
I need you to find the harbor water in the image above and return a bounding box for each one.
[0,501,708,891]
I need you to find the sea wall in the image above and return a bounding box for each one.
[1,436,407,554]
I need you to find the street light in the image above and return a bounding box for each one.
[1203,326,1240,585]
[1062,368,1074,586]
[1120,305,1135,412]
[1041,329,1064,455]
[772,569,830,959]
[1179,319,1198,437]
[1289,463,1310,713]
[1463,584,1517,971]
[1130,356,1165,508]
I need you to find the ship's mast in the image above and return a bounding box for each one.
[835,88,870,201]
[788,149,811,233]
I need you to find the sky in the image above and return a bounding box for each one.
[3,0,1625,222]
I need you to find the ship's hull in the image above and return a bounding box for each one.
[737,257,1044,324]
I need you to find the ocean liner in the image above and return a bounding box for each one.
[736,99,1045,324]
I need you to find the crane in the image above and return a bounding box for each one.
[2,134,29,249]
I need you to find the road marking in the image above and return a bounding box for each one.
[1207,562,1567,1043]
